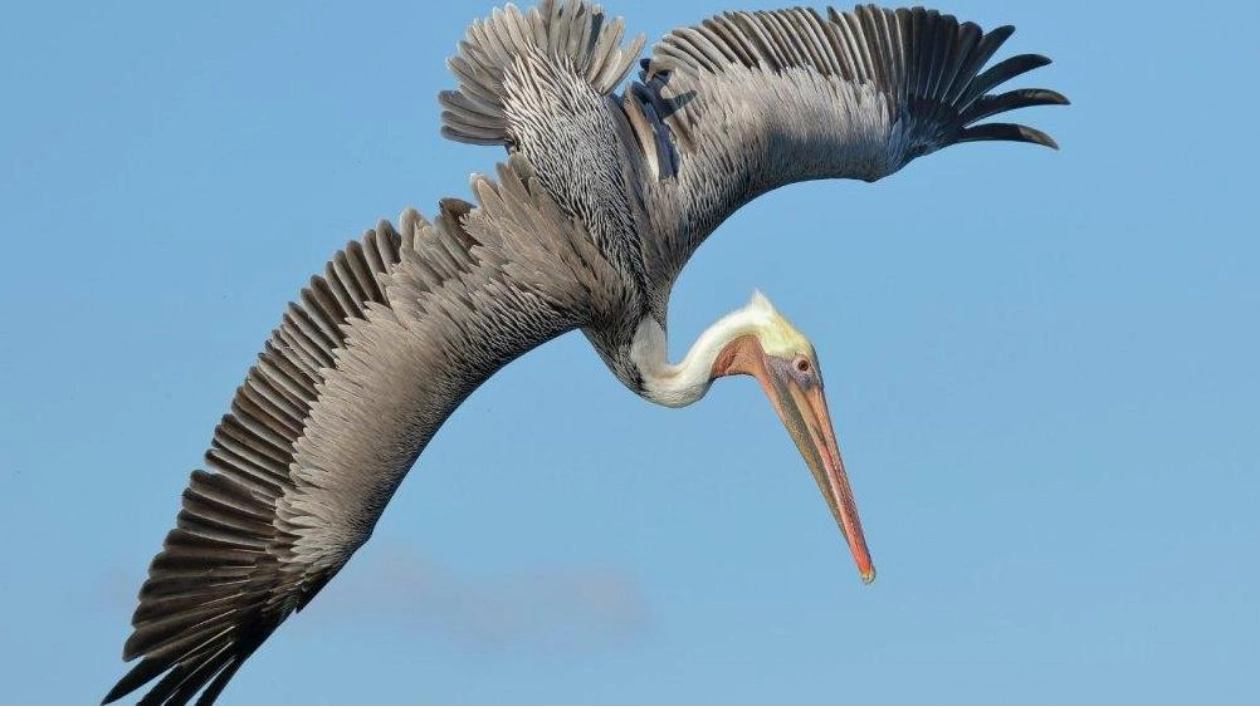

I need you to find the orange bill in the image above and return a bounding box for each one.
[754,355,876,584]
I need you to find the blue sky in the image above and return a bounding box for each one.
[2,0,1258,704]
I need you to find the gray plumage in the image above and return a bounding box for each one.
[106,1,1065,704]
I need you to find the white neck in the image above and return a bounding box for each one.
[629,307,765,408]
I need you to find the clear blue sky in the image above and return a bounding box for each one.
[2,1,1257,704]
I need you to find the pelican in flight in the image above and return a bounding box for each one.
[105,1,1065,703]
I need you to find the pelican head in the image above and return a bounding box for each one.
[632,291,875,583]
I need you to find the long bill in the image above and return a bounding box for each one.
[755,356,876,584]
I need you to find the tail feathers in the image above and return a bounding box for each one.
[441,0,645,146]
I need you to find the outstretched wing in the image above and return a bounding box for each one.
[103,157,627,705]
[630,4,1068,289]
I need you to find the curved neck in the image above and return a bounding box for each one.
[629,308,763,408]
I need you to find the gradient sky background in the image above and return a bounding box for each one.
[3,0,1258,704]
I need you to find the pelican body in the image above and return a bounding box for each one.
[104,1,1066,703]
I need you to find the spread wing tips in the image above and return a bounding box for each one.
[956,56,1068,151]
[104,226,416,704]
[642,5,1068,160]
[107,628,267,706]
[103,625,266,706]
[958,121,1059,150]
[104,491,284,704]
[961,87,1069,125]
[961,53,1053,108]
[104,657,163,705]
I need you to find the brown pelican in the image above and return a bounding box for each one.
[104,1,1065,703]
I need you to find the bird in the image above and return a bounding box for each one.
[103,0,1066,703]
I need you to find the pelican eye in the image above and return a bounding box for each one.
[793,356,812,374]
